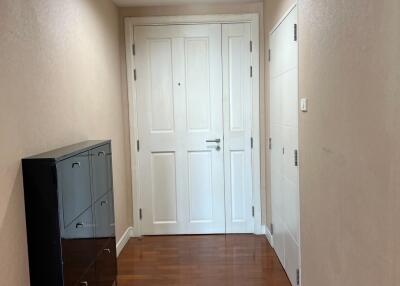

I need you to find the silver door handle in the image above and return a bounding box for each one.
[206,139,221,143]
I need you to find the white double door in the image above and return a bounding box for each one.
[270,6,300,286]
[135,23,254,235]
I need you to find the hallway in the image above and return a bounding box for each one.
[117,235,291,286]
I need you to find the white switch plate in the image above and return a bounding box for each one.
[300,98,308,112]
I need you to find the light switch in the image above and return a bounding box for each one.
[300,98,308,112]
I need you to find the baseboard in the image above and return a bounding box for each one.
[116,226,134,256]
[265,226,273,247]
[259,225,266,235]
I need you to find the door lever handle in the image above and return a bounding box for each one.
[206,139,221,143]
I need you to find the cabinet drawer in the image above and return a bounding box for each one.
[95,239,117,286]
[90,144,112,202]
[94,192,116,240]
[57,152,92,227]
[76,263,96,286]
[62,207,94,239]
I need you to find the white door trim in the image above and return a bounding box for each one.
[124,13,261,236]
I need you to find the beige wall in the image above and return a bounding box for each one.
[0,1,132,285]
[119,2,268,225]
[263,0,296,227]
[299,0,400,285]
[265,0,400,285]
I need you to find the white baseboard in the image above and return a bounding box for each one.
[116,226,134,256]
[265,226,273,247]
[259,225,266,235]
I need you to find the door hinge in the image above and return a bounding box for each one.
[294,24,298,41]
[268,49,271,62]
[136,140,140,152]
[269,138,272,150]
[250,41,253,52]
[252,206,255,217]
[132,43,136,56]
[133,69,137,81]
[294,149,299,166]
[251,137,254,149]
[250,66,253,77]
[296,269,300,285]
[139,208,143,220]
[270,224,274,235]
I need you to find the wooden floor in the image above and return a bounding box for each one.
[117,235,291,286]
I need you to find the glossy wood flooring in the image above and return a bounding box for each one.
[117,235,291,286]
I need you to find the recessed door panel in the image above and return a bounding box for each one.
[188,151,213,222]
[230,151,246,222]
[228,37,245,131]
[151,152,177,224]
[185,38,211,131]
[149,39,175,133]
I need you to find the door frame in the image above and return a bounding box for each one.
[268,3,301,284]
[124,13,261,236]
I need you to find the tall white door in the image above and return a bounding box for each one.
[134,23,254,235]
[135,24,225,235]
[270,6,300,286]
[222,23,254,234]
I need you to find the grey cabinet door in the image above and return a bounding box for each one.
[94,192,112,239]
[62,207,94,239]
[94,191,115,239]
[57,151,92,227]
[90,144,112,202]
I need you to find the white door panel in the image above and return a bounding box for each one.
[223,23,254,234]
[135,24,224,235]
[270,6,300,286]
[285,232,300,286]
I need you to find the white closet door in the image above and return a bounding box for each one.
[222,23,254,233]
[270,6,300,286]
[134,24,225,235]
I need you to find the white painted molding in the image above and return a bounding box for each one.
[258,225,266,235]
[116,227,134,256]
[265,226,273,247]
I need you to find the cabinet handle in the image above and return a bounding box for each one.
[76,222,84,228]
[104,248,111,254]
[72,162,81,168]
[98,151,106,156]
[80,282,88,286]
[101,200,108,206]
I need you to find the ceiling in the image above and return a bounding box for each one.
[112,0,258,7]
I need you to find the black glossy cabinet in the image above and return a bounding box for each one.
[22,141,117,286]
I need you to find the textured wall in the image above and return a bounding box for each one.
[0,1,132,285]
[299,0,400,285]
[263,0,296,228]
[119,2,268,225]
